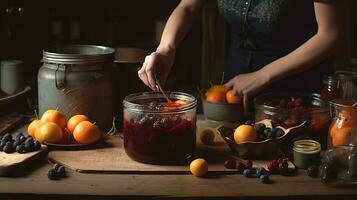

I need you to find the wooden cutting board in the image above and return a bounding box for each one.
[48,135,295,174]
[0,146,47,176]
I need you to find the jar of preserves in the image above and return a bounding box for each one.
[321,75,343,101]
[123,91,197,164]
[329,99,357,148]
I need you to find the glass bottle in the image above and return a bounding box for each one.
[321,75,343,101]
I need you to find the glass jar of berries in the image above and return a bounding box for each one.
[123,91,197,164]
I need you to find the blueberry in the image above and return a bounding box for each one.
[2,133,12,142]
[244,120,254,126]
[236,162,246,173]
[267,130,276,139]
[15,133,24,140]
[3,145,14,153]
[254,123,266,134]
[53,163,62,171]
[25,137,34,144]
[263,128,271,136]
[307,166,319,178]
[33,140,41,150]
[0,135,2,140]
[260,174,270,184]
[278,161,289,174]
[47,168,58,180]
[275,128,284,138]
[56,166,66,177]
[256,167,267,178]
[18,135,26,143]
[0,140,7,147]
[25,141,34,152]
[16,144,25,153]
[243,169,252,178]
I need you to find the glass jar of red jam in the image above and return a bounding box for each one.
[321,75,343,101]
[123,91,197,164]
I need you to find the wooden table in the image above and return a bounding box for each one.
[0,115,357,200]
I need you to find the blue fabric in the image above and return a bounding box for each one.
[218,0,334,93]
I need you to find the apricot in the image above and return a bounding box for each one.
[35,122,63,143]
[67,114,91,133]
[27,119,42,137]
[190,158,208,177]
[41,110,67,129]
[234,124,257,144]
[226,90,241,104]
[73,121,101,144]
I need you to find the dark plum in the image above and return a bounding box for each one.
[224,159,237,169]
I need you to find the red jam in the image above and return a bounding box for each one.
[123,97,196,164]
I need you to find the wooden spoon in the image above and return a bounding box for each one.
[154,75,172,103]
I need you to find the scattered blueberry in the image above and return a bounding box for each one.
[275,128,284,138]
[16,144,25,153]
[256,167,267,178]
[25,141,34,152]
[3,144,14,153]
[254,123,266,134]
[267,130,276,139]
[307,166,319,178]
[243,169,252,178]
[47,168,58,180]
[263,128,271,136]
[2,133,12,142]
[33,140,41,150]
[260,174,270,184]
[236,162,246,173]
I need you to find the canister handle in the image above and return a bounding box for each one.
[55,64,67,90]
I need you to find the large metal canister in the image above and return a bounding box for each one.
[38,45,116,131]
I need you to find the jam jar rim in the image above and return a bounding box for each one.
[123,91,197,114]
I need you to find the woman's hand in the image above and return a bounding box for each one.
[224,70,271,112]
[138,47,175,90]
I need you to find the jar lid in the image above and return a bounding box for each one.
[293,140,321,154]
[42,45,115,64]
[0,60,23,67]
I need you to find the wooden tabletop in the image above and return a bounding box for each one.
[0,116,357,199]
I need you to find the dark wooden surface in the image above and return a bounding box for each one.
[0,116,357,199]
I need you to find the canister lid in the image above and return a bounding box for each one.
[293,140,321,154]
[0,60,23,68]
[42,45,115,64]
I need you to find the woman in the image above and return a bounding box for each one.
[138,0,340,108]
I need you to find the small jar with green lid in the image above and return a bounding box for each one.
[293,140,321,169]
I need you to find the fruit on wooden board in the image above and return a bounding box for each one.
[234,124,257,144]
[67,114,90,133]
[27,119,42,137]
[190,158,208,177]
[41,110,67,129]
[73,121,101,144]
[35,122,63,143]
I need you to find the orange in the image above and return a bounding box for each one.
[226,90,241,104]
[165,99,189,111]
[73,121,101,144]
[67,114,90,133]
[234,124,257,144]
[206,90,226,103]
[330,127,353,147]
[35,122,63,143]
[190,158,208,177]
[27,119,42,137]
[41,110,67,129]
[200,129,215,145]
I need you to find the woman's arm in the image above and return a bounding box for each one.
[138,0,204,89]
[225,1,340,109]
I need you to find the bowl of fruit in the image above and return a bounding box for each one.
[217,119,306,159]
[123,91,197,164]
[254,93,331,148]
[202,85,243,124]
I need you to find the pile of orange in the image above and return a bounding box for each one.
[205,85,241,104]
[28,110,101,145]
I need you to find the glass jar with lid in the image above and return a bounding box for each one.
[329,99,357,148]
[123,91,197,164]
[321,75,343,101]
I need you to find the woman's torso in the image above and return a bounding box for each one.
[218,0,334,93]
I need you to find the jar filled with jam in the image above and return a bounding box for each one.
[123,91,197,164]
[321,75,343,101]
[328,99,357,148]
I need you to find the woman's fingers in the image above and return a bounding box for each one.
[138,56,150,87]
